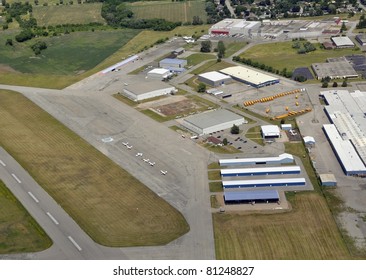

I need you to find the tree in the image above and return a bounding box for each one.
[231,124,240,134]
[197,83,206,93]
[332,81,338,87]
[5,38,13,46]
[341,80,347,87]
[217,40,225,59]
[223,138,228,145]
[322,81,328,88]
[200,40,211,53]
[340,22,347,32]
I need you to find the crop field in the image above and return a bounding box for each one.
[127,1,207,23]
[213,192,351,259]
[33,3,105,26]
[241,41,363,72]
[0,90,189,246]
[0,180,52,254]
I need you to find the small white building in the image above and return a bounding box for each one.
[303,136,315,146]
[281,124,292,131]
[198,71,232,87]
[319,173,337,187]
[122,80,176,102]
[147,68,172,80]
[261,125,280,138]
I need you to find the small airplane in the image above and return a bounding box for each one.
[126,145,132,149]
[160,170,167,175]
[122,142,128,146]
[143,158,149,162]
[135,152,143,157]
[149,161,155,166]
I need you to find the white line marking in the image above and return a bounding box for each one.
[28,192,39,203]
[11,173,21,183]
[68,236,82,251]
[0,159,6,167]
[46,212,59,225]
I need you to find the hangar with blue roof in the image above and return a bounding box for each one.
[224,190,280,204]
[220,166,301,177]
[222,178,306,189]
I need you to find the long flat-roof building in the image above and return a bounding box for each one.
[356,34,366,46]
[224,190,279,204]
[198,71,232,87]
[222,178,306,189]
[182,109,246,135]
[220,166,301,177]
[209,18,261,36]
[122,80,176,102]
[220,66,280,88]
[331,36,355,48]
[311,61,358,80]
[219,153,294,166]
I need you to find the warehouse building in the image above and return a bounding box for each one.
[222,178,306,189]
[182,109,246,135]
[147,68,172,80]
[219,66,280,88]
[355,34,366,46]
[331,36,355,48]
[303,136,315,146]
[219,153,294,166]
[261,125,280,138]
[122,80,176,102]
[220,166,301,177]
[159,58,187,72]
[319,173,337,187]
[224,190,279,205]
[311,61,358,80]
[209,18,260,36]
[198,71,232,87]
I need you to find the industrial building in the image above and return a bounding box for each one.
[198,71,232,87]
[355,34,366,46]
[303,136,315,146]
[319,173,337,187]
[172,47,185,56]
[261,125,280,138]
[224,190,280,204]
[219,66,280,88]
[220,166,301,177]
[311,61,359,80]
[122,80,176,102]
[331,36,355,48]
[159,58,187,72]
[209,18,261,36]
[147,68,172,80]
[219,153,294,166]
[182,109,246,135]
[222,178,306,189]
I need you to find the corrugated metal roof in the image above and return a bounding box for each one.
[222,178,306,186]
[221,166,301,175]
[219,153,294,165]
[224,190,279,201]
[220,66,279,86]
[160,58,187,64]
[198,71,231,82]
[261,125,280,136]
[148,68,170,75]
[331,36,354,47]
[124,80,175,95]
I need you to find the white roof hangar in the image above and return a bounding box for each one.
[303,136,315,145]
[209,18,260,36]
[261,125,280,138]
[220,166,301,177]
[331,36,355,48]
[181,109,246,135]
[219,66,280,88]
[222,178,306,189]
[198,71,232,87]
[219,153,294,166]
[122,80,176,102]
[147,68,171,80]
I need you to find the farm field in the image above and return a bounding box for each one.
[0,180,52,254]
[0,90,189,246]
[241,41,363,72]
[33,3,105,26]
[213,192,351,259]
[127,1,207,23]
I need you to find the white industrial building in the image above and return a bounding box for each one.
[220,66,280,88]
[303,136,315,146]
[198,71,232,87]
[209,18,261,36]
[222,178,306,189]
[122,80,176,102]
[219,153,294,166]
[331,36,355,48]
[261,125,280,138]
[220,166,301,177]
[182,109,246,135]
[147,68,172,80]
[159,58,187,72]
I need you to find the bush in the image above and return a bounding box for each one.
[231,124,239,134]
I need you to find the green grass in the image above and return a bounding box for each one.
[127,0,207,23]
[0,180,52,254]
[186,53,216,66]
[208,162,220,169]
[191,60,234,75]
[233,105,280,125]
[0,90,189,246]
[208,170,221,181]
[33,3,104,26]
[140,109,167,122]
[241,41,363,72]
[245,126,264,146]
[202,143,241,154]
[214,192,352,259]
[209,182,223,193]
[210,195,220,208]
[224,41,248,58]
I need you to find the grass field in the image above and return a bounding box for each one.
[213,192,351,259]
[33,3,105,26]
[191,60,234,75]
[241,41,363,72]
[0,90,189,246]
[223,41,248,58]
[186,53,216,66]
[127,1,207,23]
[0,180,52,254]
[245,126,264,146]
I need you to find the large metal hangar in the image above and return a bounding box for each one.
[122,80,176,102]
[147,68,172,80]
[261,125,280,138]
[220,166,301,177]
[222,178,306,189]
[224,190,280,205]
[219,153,294,166]
[181,109,246,135]
[159,58,187,73]
[198,71,232,87]
[219,66,280,88]
[209,18,260,36]
[331,36,355,48]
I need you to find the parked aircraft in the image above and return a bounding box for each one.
[126,145,132,149]
[160,170,167,175]
[143,158,149,162]
[136,152,143,157]
[149,161,155,166]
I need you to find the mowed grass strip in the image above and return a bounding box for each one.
[128,1,207,23]
[0,90,189,246]
[0,180,52,253]
[213,192,350,259]
[33,3,105,26]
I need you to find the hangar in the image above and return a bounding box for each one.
[182,109,246,135]
[122,80,176,102]
[219,66,280,88]
[147,68,172,80]
[319,173,337,187]
[261,125,280,138]
[198,71,232,87]
[159,58,187,72]
[220,166,301,177]
[219,153,294,166]
[224,190,280,204]
[222,178,306,189]
[331,36,355,48]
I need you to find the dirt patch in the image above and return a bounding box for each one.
[0,64,20,74]
[156,99,202,116]
[136,95,187,110]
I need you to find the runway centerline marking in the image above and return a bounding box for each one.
[28,192,39,203]
[46,212,59,225]
[0,159,6,167]
[68,236,82,251]
[11,173,21,184]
